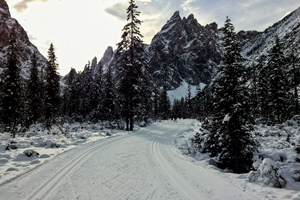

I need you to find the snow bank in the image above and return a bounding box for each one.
[175,120,300,200]
[0,122,127,185]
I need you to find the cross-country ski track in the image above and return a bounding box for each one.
[0,120,261,200]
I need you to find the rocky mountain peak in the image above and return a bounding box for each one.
[205,22,218,32]
[0,0,47,79]
[170,10,180,20]
[148,11,222,89]
[100,46,114,69]
[187,14,194,21]
[0,0,29,48]
[0,0,11,19]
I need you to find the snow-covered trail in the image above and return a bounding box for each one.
[0,120,260,200]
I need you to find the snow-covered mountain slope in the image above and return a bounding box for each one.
[242,6,300,60]
[0,0,47,79]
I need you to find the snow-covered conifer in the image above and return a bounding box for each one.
[0,28,21,135]
[115,0,146,131]
[205,17,258,173]
[45,43,60,127]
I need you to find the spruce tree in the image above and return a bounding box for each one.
[115,0,145,131]
[249,61,259,119]
[287,46,300,117]
[152,79,160,121]
[205,17,258,173]
[45,43,60,127]
[79,64,93,120]
[103,65,116,121]
[1,29,21,135]
[266,37,289,123]
[160,60,170,119]
[62,67,77,119]
[28,52,42,124]
[186,83,192,118]
[256,55,269,121]
[93,62,104,120]
[136,62,152,124]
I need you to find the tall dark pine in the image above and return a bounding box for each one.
[136,62,152,124]
[79,64,93,119]
[116,0,145,131]
[287,46,300,117]
[266,37,288,123]
[186,83,192,118]
[1,29,21,135]
[103,65,116,121]
[62,67,77,118]
[28,52,42,124]
[160,61,170,119]
[256,55,269,121]
[205,17,258,173]
[152,79,160,121]
[45,43,60,127]
[93,62,104,120]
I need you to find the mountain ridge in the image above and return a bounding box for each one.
[0,0,47,79]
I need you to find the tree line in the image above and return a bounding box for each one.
[1,0,299,174]
[0,0,186,136]
[191,17,300,174]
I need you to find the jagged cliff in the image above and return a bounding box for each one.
[146,11,222,89]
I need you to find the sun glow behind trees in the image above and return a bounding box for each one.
[7,0,126,75]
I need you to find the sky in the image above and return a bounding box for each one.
[5,0,300,76]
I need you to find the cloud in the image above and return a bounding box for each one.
[104,2,127,21]
[177,0,300,32]
[13,0,49,13]
[105,0,300,43]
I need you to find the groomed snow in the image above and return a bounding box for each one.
[1,120,294,200]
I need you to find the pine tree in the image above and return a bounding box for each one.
[0,29,21,135]
[70,70,82,121]
[249,61,259,119]
[256,55,269,121]
[45,43,60,128]
[152,79,160,121]
[93,62,104,120]
[103,65,116,121]
[186,83,192,118]
[266,37,289,123]
[136,62,152,124]
[27,52,42,124]
[62,67,77,119]
[79,64,93,120]
[287,46,300,117]
[115,0,145,131]
[160,60,170,119]
[205,17,258,173]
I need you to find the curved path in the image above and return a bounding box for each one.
[0,120,260,200]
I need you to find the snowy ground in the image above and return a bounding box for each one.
[0,119,299,199]
[175,120,300,200]
[0,122,127,186]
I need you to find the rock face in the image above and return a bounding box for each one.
[147,11,222,89]
[0,0,47,78]
[0,0,29,48]
[95,11,223,89]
